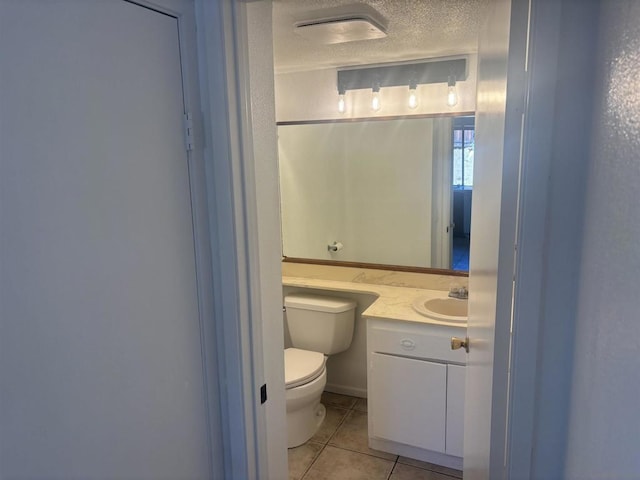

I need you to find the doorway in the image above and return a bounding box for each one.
[451,116,475,271]
[201,0,542,477]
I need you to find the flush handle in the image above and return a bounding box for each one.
[451,336,469,353]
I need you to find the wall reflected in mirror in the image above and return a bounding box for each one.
[278,115,474,272]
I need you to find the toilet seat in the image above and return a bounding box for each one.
[285,348,326,389]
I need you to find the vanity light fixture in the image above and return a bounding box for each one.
[447,75,458,107]
[336,57,467,111]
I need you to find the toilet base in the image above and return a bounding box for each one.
[287,401,326,448]
[286,369,327,448]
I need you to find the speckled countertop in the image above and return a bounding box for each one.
[282,267,466,328]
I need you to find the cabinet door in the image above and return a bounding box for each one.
[370,353,447,452]
[446,364,466,457]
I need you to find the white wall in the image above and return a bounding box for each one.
[562,1,640,477]
[275,55,477,122]
[279,124,347,260]
[279,119,434,267]
[344,120,433,266]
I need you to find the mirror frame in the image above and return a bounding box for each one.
[277,111,473,127]
[282,256,469,277]
[278,111,475,278]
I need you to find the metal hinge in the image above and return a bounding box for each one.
[183,112,194,151]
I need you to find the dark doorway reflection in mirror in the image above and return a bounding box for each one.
[451,116,474,271]
[452,237,470,271]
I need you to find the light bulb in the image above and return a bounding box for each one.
[338,93,346,113]
[408,86,418,109]
[447,79,458,107]
[371,89,381,111]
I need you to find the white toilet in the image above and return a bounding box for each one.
[284,293,357,448]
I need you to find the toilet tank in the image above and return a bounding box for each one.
[284,294,357,355]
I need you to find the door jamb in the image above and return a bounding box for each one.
[193,0,269,478]
[125,0,231,477]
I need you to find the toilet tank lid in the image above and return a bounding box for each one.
[284,294,357,313]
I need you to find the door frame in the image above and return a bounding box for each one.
[131,0,271,478]
[501,0,597,477]
[194,0,276,478]
[470,0,589,478]
[125,1,234,477]
[191,0,584,479]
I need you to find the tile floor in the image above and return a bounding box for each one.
[288,392,463,480]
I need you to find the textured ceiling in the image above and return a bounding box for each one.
[273,0,488,73]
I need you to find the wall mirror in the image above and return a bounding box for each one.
[272,0,484,275]
[278,114,475,273]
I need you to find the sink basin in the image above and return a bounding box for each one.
[412,297,468,322]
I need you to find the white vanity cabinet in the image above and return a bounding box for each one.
[446,363,465,457]
[367,317,466,469]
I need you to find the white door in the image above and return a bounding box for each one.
[370,353,447,452]
[0,1,211,478]
[464,0,527,478]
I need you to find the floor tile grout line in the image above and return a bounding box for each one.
[324,396,398,464]
[299,442,326,480]
[300,443,396,480]
[323,442,398,463]
[440,474,462,480]
[323,406,352,445]
[300,399,353,478]
[396,458,463,478]
[386,455,399,480]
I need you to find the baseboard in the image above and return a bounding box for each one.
[324,383,367,398]
[369,437,463,470]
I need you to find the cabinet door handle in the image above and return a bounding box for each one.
[400,338,415,350]
[451,336,469,353]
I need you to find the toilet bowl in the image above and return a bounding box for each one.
[283,294,356,448]
[285,348,327,448]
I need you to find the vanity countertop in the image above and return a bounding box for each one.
[283,275,467,329]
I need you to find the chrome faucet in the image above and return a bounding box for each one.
[448,285,468,300]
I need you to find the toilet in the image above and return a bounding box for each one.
[284,293,357,448]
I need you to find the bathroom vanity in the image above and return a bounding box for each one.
[366,318,465,470]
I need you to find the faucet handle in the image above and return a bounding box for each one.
[448,285,468,299]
